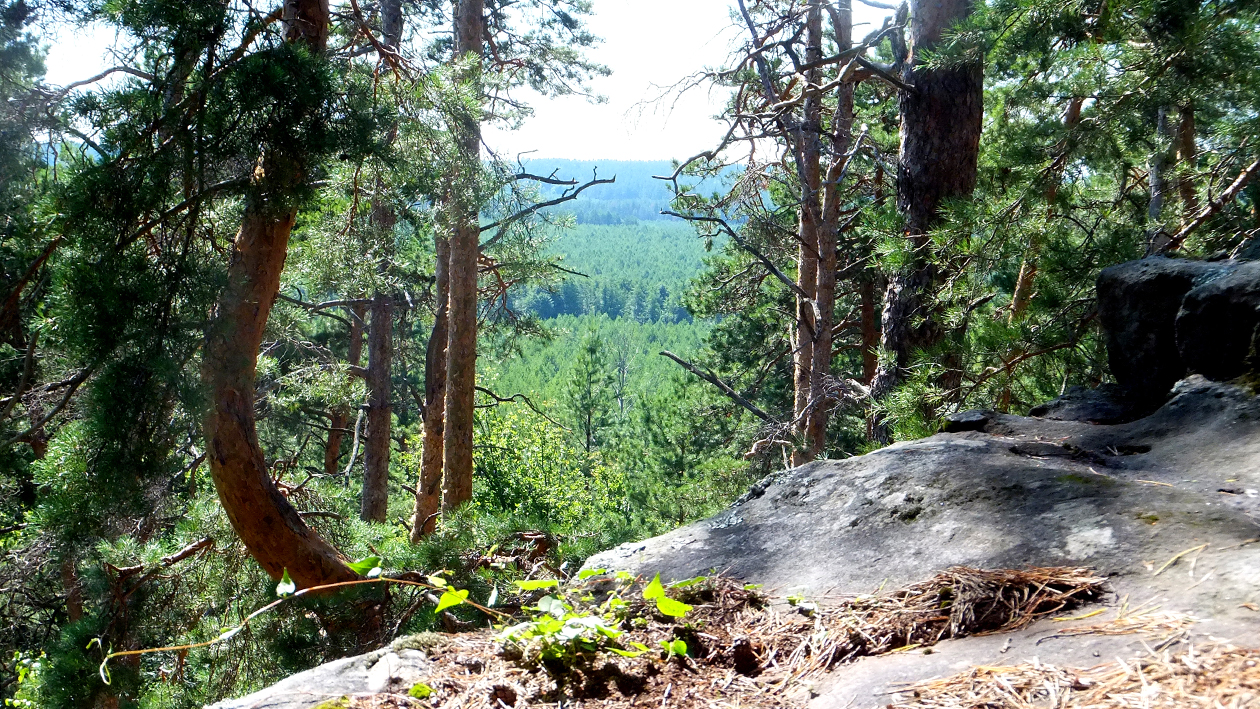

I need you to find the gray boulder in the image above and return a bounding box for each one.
[1176,260,1260,381]
[1096,257,1231,400]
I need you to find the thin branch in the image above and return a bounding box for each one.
[0,332,37,421]
[659,351,776,423]
[118,177,249,251]
[480,173,616,248]
[663,211,811,300]
[3,365,92,447]
[1157,156,1260,254]
[0,236,62,333]
[47,67,156,102]
[475,386,567,429]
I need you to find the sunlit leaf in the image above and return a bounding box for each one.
[578,568,605,580]
[347,556,382,576]
[435,589,469,613]
[642,573,665,600]
[654,596,692,618]
[515,579,559,591]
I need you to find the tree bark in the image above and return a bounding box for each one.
[202,0,358,587]
[360,291,393,522]
[869,0,983,442]
[804,0,854,459]
[411,235,449,541]
[1176,104,1198,226]
[442,0,484,512]
[790,0,824,465]
[324,305,364,477]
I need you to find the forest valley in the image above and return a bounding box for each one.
[1,0,1259,706]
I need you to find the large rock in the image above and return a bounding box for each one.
[584,377,1260,707]
[1096,257,1231,400]
[1176,260,1260,381]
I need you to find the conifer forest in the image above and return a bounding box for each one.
[1,0,1259,706]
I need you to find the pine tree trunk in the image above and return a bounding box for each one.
[869,0,983,442]
[791,0,824,466]
[360,291,393,522]
[324,305,364,477]
[202,0,358,587]
[442,0,484,512]
[411,235,449,541]
[1176,105,1198,225]
[805,0,854,459]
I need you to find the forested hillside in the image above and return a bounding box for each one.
[1,0,1259,707]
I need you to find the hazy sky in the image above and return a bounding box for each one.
[42,1,888,161]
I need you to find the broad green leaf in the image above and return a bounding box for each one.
[642,574,665,600]
[578,568,605,580]
[669,639,688,656]
[514,579,559,591]
[276,569,296,598]
[594,623,622,639]
[428,575,448,588]
[609,646,647,658]
[435,588,469,613]
[654,596,692,618]
[347,556,382,576]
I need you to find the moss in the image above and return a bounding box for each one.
[392,632,447,652]
[408,682,433,699]
[1138,512,1160,524]
[312,698,351,709]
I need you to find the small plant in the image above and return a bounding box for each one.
[495,570,693,670]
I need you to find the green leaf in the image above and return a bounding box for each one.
[435,589,469,613]
[514,579,560,591]
[276,569,296,598]
[347,556,382,576]
[669,639,688,656]
[669,576,707,589]
[609,646,647,658]
[642,573,665,600]
[654,596,692,618]
[428,575,448,588]
[578,568,606,580]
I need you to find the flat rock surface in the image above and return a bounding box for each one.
[585,376,1260,708]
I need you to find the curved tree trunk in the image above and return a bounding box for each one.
[411,235,449,541]
[202,0,358,587]
[442,0,484,512]
[869,0,983,441]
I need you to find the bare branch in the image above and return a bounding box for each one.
[663,211,811,300]
[659,351,777,423]
[1157,156,1260,255]
[475,386,568,429]
[479,173,616,248]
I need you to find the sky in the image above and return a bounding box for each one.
[41,0,888,161]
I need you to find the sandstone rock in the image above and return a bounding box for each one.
[1176,260,1260,381]
[1096,257,1231,400]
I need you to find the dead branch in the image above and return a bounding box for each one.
[1157,156,1260,254]
[659,351,777,423]
[475,386,568,429]
[480,172,616,249]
